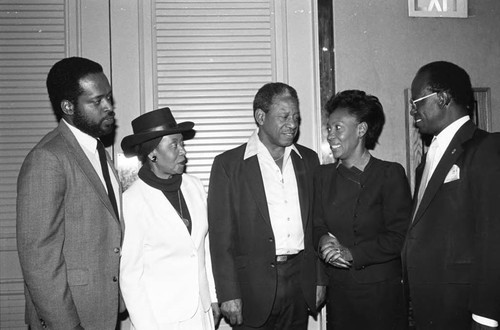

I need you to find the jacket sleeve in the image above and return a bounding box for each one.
[204,233,218,302]
[16,148,81,329]
[207,155,241,303]
[312,166,330,249]
[350,163,412,269]
[469,134,500,321]
[120,191,159,330]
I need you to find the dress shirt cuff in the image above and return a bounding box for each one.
[472,314,498,327]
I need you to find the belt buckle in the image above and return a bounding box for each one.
[276,255,288,263]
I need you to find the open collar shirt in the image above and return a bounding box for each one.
[244,129,304,255]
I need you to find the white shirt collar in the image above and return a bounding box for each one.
[62,118,99,152]
[243,128,302,160]
[433,115,470,149]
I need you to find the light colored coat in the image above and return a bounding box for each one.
[16,121,124,330]
[120,173,216,329]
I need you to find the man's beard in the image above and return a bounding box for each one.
[73,107,115,138]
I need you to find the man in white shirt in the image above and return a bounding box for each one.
[403,61,500,329]
[16,57,124,330]
[208,83,326,329]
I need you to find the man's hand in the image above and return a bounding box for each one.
[316,285,327,310]
[211,302,222,327]
[220,298,243,326]
[319,234,352,268]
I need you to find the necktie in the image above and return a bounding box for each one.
[413,137,438,221]
[97,140,119,218]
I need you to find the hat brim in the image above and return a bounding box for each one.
[121,121,194,155]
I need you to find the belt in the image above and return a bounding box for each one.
[276,251,302,264]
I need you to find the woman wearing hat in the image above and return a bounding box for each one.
[119,107,220,329]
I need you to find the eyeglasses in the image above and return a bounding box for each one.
[409,92,437,110]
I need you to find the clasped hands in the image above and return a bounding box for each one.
[319,234,353,269]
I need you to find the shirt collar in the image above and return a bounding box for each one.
[434,115,470,149]
[243,128,301,160]
[62,118,99,152]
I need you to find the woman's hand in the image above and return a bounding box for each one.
[211,302,222,327]
[318,234,352,269]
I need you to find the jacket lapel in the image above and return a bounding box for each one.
[411,121,476,226]
[181,178,206,248]
[243,155,272,227]
[410,157,426,219]
[58,122,121,224]
[291,150,309,230]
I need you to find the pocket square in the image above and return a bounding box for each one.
[444,164,460,183]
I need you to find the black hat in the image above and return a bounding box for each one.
[121,107,194,155]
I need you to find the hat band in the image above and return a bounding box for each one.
[138,123,178,134]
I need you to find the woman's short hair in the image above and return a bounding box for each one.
[135,137,162,164]
[325,90,385,150]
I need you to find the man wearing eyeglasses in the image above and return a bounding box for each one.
[402,61,500,329]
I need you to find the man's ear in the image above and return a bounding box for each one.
[438,91,451,108]
[61,100,74,115]
[255,109,266,126]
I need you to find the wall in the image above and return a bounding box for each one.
[332,0,500,168]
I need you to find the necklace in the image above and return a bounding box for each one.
[177,190,191,229]
[273,153,284,162]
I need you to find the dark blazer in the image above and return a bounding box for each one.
[208,143,320,327]
[16,121,124,330]
[313,157,412,284]
[402,120,500,328]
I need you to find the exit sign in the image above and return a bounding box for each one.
[408,0,468,17]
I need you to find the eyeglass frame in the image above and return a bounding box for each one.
[409,92,438,110]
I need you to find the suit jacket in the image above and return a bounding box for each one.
[313,157,412,284]
[120,174,216,329]
[402,120,500,328]
[16,121,124,330]
[207,143,320,327]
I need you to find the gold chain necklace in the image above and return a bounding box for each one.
[177,190,190,228]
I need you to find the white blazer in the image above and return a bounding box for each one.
[120,174,216,329]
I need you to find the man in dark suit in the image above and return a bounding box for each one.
[16,57,124,330]
[208,82,326,329]
[403,61,500,329]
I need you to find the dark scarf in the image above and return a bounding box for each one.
[138,166,192,234]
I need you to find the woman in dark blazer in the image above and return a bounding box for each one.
[313,90,412,330]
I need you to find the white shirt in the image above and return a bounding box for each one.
[431,116,498,328]
[244,129,304,255]
[428,115,469,180]
[63,119,121,215]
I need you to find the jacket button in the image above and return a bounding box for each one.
[270,263,275,268]
[114,247,120,253]
[112,276,118,282]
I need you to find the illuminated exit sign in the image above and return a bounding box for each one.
[408,0,468,17]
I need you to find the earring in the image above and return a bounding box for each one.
[151,156,157,162]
